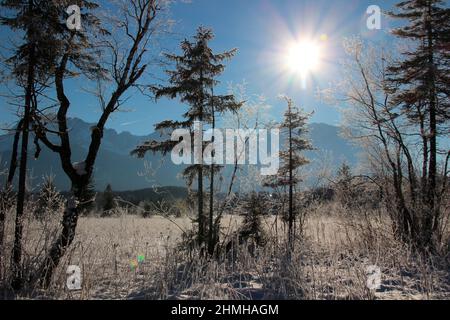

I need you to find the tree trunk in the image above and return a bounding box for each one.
[208,170,214,253]
[39,186,81,288]
[6,120,24,186]
[0,188,10,282]
[33,1,158,287]
[424,3,438,250]
[208,92,215,255]
[288,105,294,251]
[418,108,429,204]
[11,8,35,288]
[198,167,204,245]
[198,68,205,247]
[0,198,3,281]
[0,120,23,282]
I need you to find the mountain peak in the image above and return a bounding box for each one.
[1,118,359,191]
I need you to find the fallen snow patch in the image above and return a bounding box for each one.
[73,161,87,175]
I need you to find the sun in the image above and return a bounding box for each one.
[285,40,321,77]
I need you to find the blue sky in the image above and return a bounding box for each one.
[0,0,400,136]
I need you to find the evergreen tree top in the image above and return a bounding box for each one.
[132,26,243,161]
[153,26,237,106]
[0,0,107,85]
[386,0,449,123]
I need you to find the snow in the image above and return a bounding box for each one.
[73,161,87,175]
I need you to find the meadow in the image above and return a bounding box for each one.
[2,200,448,300]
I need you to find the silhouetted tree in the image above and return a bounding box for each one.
[1,0,107,289]
[32,0,165,287]
[1,0,39,289]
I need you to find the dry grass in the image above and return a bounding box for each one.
[0,202,449,300]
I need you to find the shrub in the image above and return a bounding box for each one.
[33,175,64,220]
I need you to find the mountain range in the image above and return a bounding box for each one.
[0,118,360,191]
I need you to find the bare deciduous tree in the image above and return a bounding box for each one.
[34,0,166,287]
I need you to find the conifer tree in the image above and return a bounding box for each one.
[133,27,241,248]
[264,97,313,250]
[387,0,450,248]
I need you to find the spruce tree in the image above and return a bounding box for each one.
[264,97,313,250]
[133,27,241,248]
[1,0,56,289]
